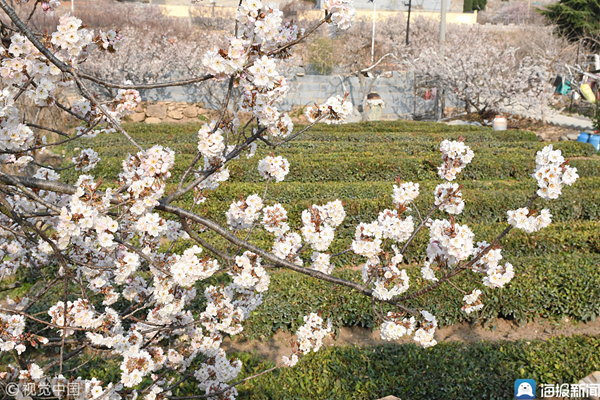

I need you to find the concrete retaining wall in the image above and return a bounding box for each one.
[139,71,454,120]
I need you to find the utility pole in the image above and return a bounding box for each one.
[439,0,447,49]
[405,0,412,45]
[437,0,447,120]
[371,0,376,64]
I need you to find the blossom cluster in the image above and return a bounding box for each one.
[272,232,302,265]
[170,245,220,287]
[197,121,225,159]
[72,148,100,172]
[311,252,333,274]
[471,241,515,289]
[119,145,175,215]
[51,14,94,62]
[48,299,100,337]
[413,310,438,348]
[462,289,483,314]
[533,145,579,200]
[296,313,332,354]
[301,200,346,252]
[380,310,438,348]
[438,139,474,181]
[352,209,414,260]
[226,194,264,230]
[507,208,552,233]
[258,155,290,182]
[94,30,124,52]
[231,251,270,293]
[426,219,474,267]
[305,95,354,124]
[366,249,410,300]
[260,106,293,137]
[380,313,415,341]
[421,261,438,282]
[109,88,141,118]
[261,203,289,236]
[434,182,464,215]
[392,181,420,207]
[194,349,242,399]
[322,0,357,37]
[0,313,26,354]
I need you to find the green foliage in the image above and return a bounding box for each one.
[540,0,600,41]
[594,102,600,132]
[464,0,487,12]
[237,335,600,399]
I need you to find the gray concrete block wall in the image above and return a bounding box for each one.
[138,71,457,121]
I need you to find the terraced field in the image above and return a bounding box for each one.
[65,121,600,399]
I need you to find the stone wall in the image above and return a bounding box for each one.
[127,101,208,124]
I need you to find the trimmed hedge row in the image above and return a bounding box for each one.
[191,181,600,226]
[241,253,600,339]
[235,335,600,399]
[75,144,600,184]
[84,134,596,160]
[117,120,540,142]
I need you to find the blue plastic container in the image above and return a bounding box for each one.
[578,132,591,143]
[589,134,600,151]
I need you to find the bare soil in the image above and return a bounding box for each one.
[450,113,582,142]
[223,317,600,364]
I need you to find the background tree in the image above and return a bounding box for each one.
[540,0,600,41]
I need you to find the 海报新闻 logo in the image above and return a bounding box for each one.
[515,379,536,399]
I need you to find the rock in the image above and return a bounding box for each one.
[129,112,146,123]
[182,106,198,118]
[560,135,569,141]
[567,133,580,140]
[377,397,401,400]
[579,371,600,400]
[446,120,471,125]
[145,117,162,124]
[135,103,145,113]
[167,110,183,120]
[146,104,167,119]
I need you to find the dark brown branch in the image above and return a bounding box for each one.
[77,71,215,90]
[180,218,233,262]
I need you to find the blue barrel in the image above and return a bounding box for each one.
[589,134,600,151]
[578,132,591,143]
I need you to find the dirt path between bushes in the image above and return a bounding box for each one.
[223,317,600,364]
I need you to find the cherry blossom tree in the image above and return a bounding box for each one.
[406,27,560,120]
[0,1,581,400]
